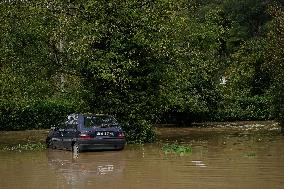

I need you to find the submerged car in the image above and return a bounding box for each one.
[46,114,126,152]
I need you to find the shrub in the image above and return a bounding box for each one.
[122,119,156,143]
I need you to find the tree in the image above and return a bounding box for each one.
[0,1,82,130]
[210,0,273,121]
[265,2,284,129]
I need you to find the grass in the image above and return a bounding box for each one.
[1,142,46,152]
[162,143,192,155]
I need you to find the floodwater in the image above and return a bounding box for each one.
[1,121,284,189]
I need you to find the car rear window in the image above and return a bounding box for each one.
[84,115,118,128]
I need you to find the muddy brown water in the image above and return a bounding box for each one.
[0,121,284,189]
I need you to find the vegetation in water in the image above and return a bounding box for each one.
[0,0,283,142]
[243,152,257,158]
[1,143,46,152]
[162,143,192,155]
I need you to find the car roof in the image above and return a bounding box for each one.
[68,113,111,116]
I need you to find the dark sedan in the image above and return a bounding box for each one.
[46,114,126,152]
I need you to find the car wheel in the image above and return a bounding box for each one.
[73,142,80,154]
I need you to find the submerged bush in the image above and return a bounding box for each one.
[162,143,192,155]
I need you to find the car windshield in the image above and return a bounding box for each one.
[84,115,118,128]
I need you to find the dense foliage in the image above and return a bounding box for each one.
[1,0,283,141]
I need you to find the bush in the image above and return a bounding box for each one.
[122,119,156,143]
[215,95,273,121]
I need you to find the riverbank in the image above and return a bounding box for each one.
[0,120,281,147]
[0,130,49,147]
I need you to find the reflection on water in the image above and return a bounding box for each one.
[97,164,114,175]
[191,160,207,168]
[46,150,125,187]
[0,121,284,189]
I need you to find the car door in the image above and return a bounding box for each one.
[51,128,63,149]
[62,124,78,150]
[53,123,68,149]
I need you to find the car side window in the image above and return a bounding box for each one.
[67,123,77,130]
